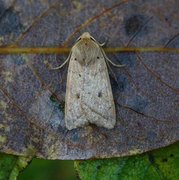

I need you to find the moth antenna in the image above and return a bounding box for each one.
[51,52,71,70]
[90,35,105,47]
[101,48,125,68]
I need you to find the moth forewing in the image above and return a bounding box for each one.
[64,32,116,130]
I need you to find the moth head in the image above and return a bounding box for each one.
[81,32,91,39]
[76,32,97,43]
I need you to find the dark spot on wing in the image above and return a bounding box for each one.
[98,91,102,97]
[97,56,100,59]
[74,58,77,61]
[76,93,80,99]
[79,74,81,77]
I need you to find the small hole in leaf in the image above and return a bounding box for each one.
[170,154,174,158]
[162,158,168,162]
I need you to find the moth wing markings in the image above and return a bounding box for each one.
[82,50,116,129]
[65,54,88,130]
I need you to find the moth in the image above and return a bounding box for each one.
[53,32,124,130]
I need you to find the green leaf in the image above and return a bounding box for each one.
[75,142,179,180]
[18,159,76,180]
[0,153,32,180]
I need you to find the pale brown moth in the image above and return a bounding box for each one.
[53,32,124,130]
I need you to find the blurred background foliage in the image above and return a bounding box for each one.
[18,159,76,180]
[0,142,178,179]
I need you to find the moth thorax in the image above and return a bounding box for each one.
[74,48,97,65]
[78,52,95,65]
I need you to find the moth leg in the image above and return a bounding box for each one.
[51,52,71,70]
[106,57,125,68]
[99,42,106,46]
[99,37,108,46]
[101,48,125,68]
[105,59,120,87]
